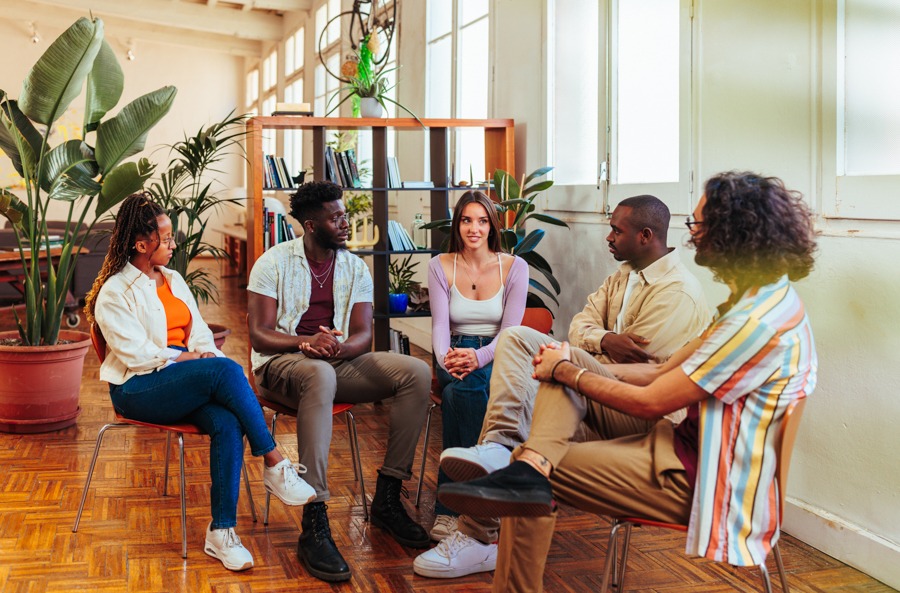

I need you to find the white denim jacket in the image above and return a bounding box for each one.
[95,263,223,385]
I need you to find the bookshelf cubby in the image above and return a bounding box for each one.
[245,117,515,351]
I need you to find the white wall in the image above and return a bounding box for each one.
[0,16,244,240]
[491,0,900,587]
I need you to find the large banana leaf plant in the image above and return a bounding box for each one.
[423,166,569,312]
[147,111,247,305]
[0,17,177,345]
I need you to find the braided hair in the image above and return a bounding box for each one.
[84,192,165,324]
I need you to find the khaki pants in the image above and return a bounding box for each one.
[490,355,693,593]
[255,351,430,501]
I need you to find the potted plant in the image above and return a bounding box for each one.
[0,17,176,432]
[388,254,419,314]
[326,35,422,123]
[422,166,569,313]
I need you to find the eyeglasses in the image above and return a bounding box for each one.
[685,217,704,231]
[161,236,177,246]
[326,214,350,226]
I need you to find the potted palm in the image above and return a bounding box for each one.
[0,17,176,432]
[147,111,248,347]
[388,254,419,314]
[422,167,569,313]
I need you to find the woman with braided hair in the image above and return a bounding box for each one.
[84,192,315,571]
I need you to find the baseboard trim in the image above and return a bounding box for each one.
[784,498,900,589]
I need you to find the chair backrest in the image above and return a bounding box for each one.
[90,323,107,363]
[522,307,553,335]
[775,397,807,518]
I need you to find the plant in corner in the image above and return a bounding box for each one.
[422,167,569,313]
[0,16,176,433]
[388,254,419,314]
[147,111,248,306]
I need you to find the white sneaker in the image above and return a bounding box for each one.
[440,442,512,483]
[429,514,458,541]
[204,523,254,571]
[264,459,316,506]
[413,530,497,578]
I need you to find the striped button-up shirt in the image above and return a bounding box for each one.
[681,276,817,567]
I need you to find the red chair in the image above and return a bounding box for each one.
[246,362,367,523]
[600,398,807,593]
[415,307,554,506]
[72,325,257,559]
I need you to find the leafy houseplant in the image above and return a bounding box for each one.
[147,111,248,305]
[0,17,176,345]
[325,36,422,123]
[388,254,420,314]
[422,166,569,312]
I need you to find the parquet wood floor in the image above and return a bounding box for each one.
[0,265,894,592]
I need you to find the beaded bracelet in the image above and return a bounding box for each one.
[573,367,587,394]
[549,359,568,382]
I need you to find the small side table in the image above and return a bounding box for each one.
[219,224,247,279]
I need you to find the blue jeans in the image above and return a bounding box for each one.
[434,334,494,517]
[109,356,275,529]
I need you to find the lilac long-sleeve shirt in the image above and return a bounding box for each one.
[428,254,529,371]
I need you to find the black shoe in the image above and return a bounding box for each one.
[297,502,351,582]
[437,461,556,518]
[370,470,430,548]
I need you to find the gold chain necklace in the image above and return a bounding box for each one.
[459,253,486,291]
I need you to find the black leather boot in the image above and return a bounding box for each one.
[370,470,430,548]
[297,502,351,582]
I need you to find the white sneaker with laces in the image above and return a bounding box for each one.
[264,459,316,506]
[204,523,254,571]
[429,514,458,541]
[413,530,497,578]
[440,442,512,483]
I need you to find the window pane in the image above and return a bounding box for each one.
[615,0,679,184]
[427,0,453,40]
[549,0,598,185]
[460,0,489,27]
[294,28,305,70]
[427,37,452,118]
[456,128,486,184]
[315,63,327,116]
[327,0,341,45]
[246,69,259,105]
[316,5,327,50]
[843,0,900,175]
[457,18,488,118]
[286,36,295,74]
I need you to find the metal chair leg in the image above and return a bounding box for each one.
[617,522,634,592]
[73,423,126,532]
[264,412,279,526]
[345,413,359,483]
[415,402,437,507]
[241,438,257,523]
[601,520,634,593]
[163,431,172,496]
[346,410,368,521]
[600,519,623,592]
[177,433,188,559]
[773,542,790,592]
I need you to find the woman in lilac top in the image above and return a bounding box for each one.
[426,190,529,539]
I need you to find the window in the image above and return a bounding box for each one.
[829,0,900,219]
[262,49,278,94]
[262,94,277,155]
[426,0,490,183]
[546,0,692,215]
[284,27,306,176]
[245,68,259,110]
[285,27,305,76]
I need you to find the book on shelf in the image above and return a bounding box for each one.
[262,210,295,250]
[387,220,417,251]
[401,180,435,189]
[263,155,296,190]
[386,156,401,188]
[346,148,362,188]
[389,329,410,355]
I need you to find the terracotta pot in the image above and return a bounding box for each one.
[207,323,231,349]
[0,330,90,433]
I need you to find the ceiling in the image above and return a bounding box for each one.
[1,0,312,57]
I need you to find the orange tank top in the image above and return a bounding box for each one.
[157,280,191,348]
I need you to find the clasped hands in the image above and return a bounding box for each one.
[444,347,478,380]
[532,341,571,382]
[176,351,216,362]
[300,326,344,359]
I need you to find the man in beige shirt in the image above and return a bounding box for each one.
[413,194,711,579]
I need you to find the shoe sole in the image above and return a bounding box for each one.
[297,550,352,582]
[264,483,316,506]
[370,513,431,549]
[437,488,555,519]
[413,558,497,579]
[440,457,491,483]
[204,545,253,571]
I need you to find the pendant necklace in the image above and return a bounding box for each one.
[459,253,484,291]
[309,253,336,289]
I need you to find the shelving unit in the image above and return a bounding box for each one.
[245,117,515,351]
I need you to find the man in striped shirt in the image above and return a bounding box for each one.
[437,171,818,592]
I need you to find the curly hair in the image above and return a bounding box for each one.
[84,192,165,324]
[289,181,344,229]
[448,190,503,253]
[691,171,817,294]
